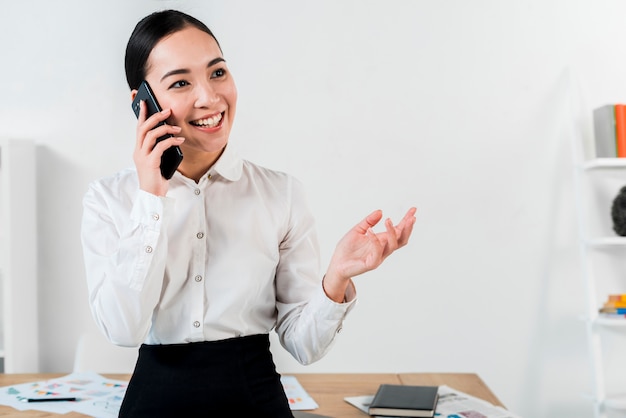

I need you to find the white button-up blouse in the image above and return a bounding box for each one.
[81,145,356,365]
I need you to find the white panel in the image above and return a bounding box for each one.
[0,139,39,372]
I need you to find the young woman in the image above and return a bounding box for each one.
[81,9,416,417]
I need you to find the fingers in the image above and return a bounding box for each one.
[135,101,181,151]
[354,208,417,239]
[372,207,417,249]
[384,217,399,251]
[135,100,154,149]
[134,102,184,165]
[395,207,417,246]
[132,101,184,195]
[353,209,383,234]
[405,207,417,219]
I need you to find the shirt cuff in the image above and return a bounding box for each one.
[316,280,357,317]
[130,189,174,229]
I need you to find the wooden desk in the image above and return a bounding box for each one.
[294,373,504,417]
[0,372,504,417]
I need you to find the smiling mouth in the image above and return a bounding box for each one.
[190,112,223,128]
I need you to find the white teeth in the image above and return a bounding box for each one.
[192,113,222,128]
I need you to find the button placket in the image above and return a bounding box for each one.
[188,182,206,337]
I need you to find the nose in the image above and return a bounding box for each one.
[194,82,219,108]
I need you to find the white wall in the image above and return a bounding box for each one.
[4,0,626,416]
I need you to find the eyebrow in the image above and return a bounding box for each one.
[160,57,226,82]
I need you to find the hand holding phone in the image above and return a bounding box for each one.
[131,81,183,179]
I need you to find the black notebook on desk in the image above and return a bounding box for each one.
[368,384,439,417]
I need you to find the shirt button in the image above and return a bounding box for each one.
[152,213,160,221]
[194,189,201,195]
[145,246,153,253]
[208,173,212,180]
[196,232,204,239]
[195,275,203,282]
[193,321,201,328]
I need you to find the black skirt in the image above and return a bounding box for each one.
[118,334,294,417]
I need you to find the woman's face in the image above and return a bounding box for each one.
[141,26,237,157]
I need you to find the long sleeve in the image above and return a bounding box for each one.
[81,173,174,347]
[273,176,357,365]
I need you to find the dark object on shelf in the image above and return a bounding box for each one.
[611,186,626,236]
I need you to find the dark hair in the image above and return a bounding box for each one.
[124,9,221,90]
[612,185,626,236]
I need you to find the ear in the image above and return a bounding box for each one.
[130,90,138,102]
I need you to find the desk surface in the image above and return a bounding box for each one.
[0,372,504,417]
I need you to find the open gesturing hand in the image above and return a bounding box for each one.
[323,207,417,302]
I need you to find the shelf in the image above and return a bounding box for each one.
[605,395,626,410]
[595,317,626,327]
[583,158,626,170]
[579,315,626,327]
[585,237,626,247]
[581,393,626,412]
[574,104,626,417]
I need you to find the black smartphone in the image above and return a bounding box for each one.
[131,80,183,179]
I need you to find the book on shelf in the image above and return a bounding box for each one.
[599,294,626,317]
[593,104,626,158]
[616,105,626,158]
[368,384,439,417]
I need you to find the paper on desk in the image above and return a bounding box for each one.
[68,373,128,418]
[0,371,127,417]
[0,372,316,417]
[281,375,319,410]
[345,385,522,418]
[435,385,522,418]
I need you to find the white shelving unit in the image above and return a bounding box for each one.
[573,154,626,417]
[0,139,39,372]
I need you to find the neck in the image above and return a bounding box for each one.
[176,148,225,183]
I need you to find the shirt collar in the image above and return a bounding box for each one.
[211,144,243,182]
[169,144,243,186]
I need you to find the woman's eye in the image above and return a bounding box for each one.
[170,80,189,89]
[211,68,226,79]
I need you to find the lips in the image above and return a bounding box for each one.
[190,112,223,128]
